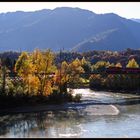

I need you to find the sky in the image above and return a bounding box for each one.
[0,2,140,19]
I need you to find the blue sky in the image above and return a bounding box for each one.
[0,2,140,19]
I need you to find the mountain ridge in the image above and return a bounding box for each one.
[131,18,140,23]
[0,7,140,52]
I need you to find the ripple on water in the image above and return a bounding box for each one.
[1,88,140,138]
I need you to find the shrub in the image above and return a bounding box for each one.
[72,94,82,102]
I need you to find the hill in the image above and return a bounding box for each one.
[0,7,140,52]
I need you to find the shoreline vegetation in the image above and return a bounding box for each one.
[90,88,140,95]
[0,99,120,116]
[0,87,140,115]
[0,48,140,112]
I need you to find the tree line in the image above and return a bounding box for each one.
[0,48,140,108]
[0,49,85,106]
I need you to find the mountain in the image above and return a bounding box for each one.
[131,18,140,23]
[0,7,140,52]
[73,15,140,52]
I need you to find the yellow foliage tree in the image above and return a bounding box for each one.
[68,58,84,87]
[15,52,36,94]
[126,58,139,68]
[28,74,40,95]
[15,49,56,96]
[43,80,53,96]
[115,62,122,68]
[81,57,87,65]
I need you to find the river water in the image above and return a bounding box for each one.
[0,88,140,138]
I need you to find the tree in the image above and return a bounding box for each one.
[15,52,33,78]
[115,62,122,68]
[0,58,11,95]
[28,74,40,95]
[109,63,115,67]
[92,61,110,72]
[30,49,56,95]
[81,57,92,79]
[67,58,84,88]
[126,58,139,68]
[15,49,56,96]
[89,74,103,89]
[81,57,87,65]
[15,52,35,95]
[57,61,69,93]
[1,65,6,94]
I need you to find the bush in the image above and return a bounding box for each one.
[72,94,82,102]
[48,90,75,103]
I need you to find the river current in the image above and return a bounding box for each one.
[0,88,140,138]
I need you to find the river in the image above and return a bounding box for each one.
[0,88,140,138]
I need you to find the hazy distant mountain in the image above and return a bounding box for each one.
[131,18,140,23]
[0,7,140,52]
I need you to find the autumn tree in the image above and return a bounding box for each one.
[126,58,139,68]
[67,58,84,88]
[89,74,103,89]
[15,49,56,96]
[54,61,69,93]
[109,63,115,67]
[92,61,110,73]
[31,49,56,95]
[125,58,139,90]
[15,52,36,94]
[115,62,122,68]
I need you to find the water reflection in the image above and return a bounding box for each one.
[0,110,86,137]
[0,107,140,138]
[0,89,140,138]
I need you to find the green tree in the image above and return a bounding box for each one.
[81,57,92,79]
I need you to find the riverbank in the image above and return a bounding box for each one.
[69,84,140,95]
[0,102,120,116]
[89,87,140,95]
[0,93,81,111]
[0,89,116,115]
[0,88,140,115]
[1,89,140,138]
